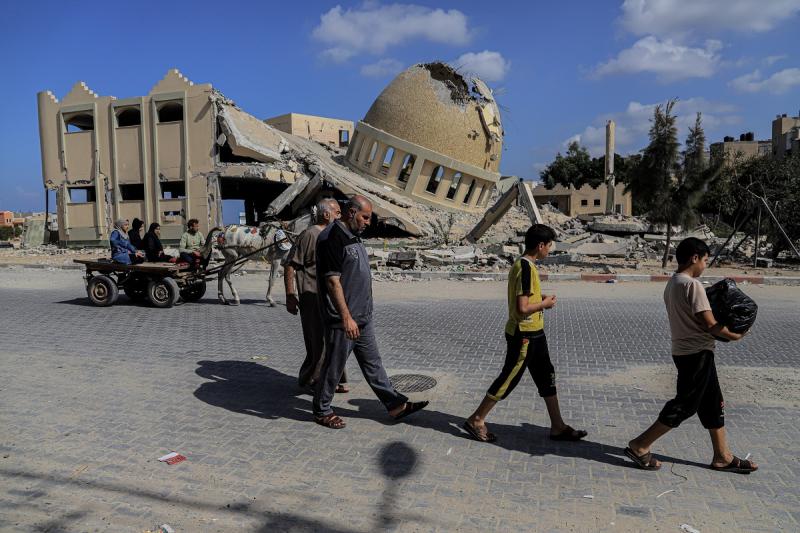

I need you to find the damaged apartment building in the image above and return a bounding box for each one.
[37,64,505,247]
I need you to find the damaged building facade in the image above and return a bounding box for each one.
[264,113,353,148]
[37,69,453,247]
[344,63,503,214]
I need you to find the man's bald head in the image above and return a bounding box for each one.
[344,194,373,235]
[316,198,341,225]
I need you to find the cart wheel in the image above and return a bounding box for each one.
[87,275,119,307]
[147,277,180,308]
[180,280,207,302]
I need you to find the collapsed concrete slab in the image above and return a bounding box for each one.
[217,104,285,163]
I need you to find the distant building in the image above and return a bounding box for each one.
[710,132,771,166]
[264,113,353,148]
[0,211,13,226]
[772,113,800,160]
[530,183,632,217]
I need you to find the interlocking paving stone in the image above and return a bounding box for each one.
[0,273,798,532]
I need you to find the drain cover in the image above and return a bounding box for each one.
[389,374,437,393]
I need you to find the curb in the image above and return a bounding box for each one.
[2,262,799,286]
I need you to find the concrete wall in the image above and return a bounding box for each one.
[709,140,771,165]
[38,69,217,246]
[531,183,632,217]
[264,113,353,147]
[772,115,800,159]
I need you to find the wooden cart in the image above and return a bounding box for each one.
[74,260,207,308]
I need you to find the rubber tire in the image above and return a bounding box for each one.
[180,280,206,302]
[87,275,119,307]
[147,277,179,308]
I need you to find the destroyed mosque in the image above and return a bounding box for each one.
[37,64,506,247]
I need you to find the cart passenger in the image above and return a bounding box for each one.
[143,223,176,263]
[178,218,204,268]
[110,219,144,265]
[129,218,145,249]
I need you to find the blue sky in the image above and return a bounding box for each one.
[1,0,799,212]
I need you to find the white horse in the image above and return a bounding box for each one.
[215,215,311,306]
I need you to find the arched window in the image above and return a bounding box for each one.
[157,102,183,123]
[116,107,141,127]
[64,113,94,133]
[462,179,476,204]
[380,147,395,175]
[398,154,415,183]
[446,172,462,200]
[351,133,363,161]
[425,166,445,194]
[367,141,379,164]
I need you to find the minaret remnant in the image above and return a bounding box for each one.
[604,119,616,214]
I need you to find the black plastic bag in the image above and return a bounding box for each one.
[705,278,758,339]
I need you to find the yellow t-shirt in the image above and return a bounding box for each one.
[504,256,544,335]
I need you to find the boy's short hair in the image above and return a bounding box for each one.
[187,218,199,227]
[525,224,557,252]
[675,237,710,265]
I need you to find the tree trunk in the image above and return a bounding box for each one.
[662,223,672,268]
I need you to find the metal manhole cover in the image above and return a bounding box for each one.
[389,374,437,393]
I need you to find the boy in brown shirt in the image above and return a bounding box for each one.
[625,237,757,474]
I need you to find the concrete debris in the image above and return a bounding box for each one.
[217,104,285,163]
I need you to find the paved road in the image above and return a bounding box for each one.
[1,270,798,532]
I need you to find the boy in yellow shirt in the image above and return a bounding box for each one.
[463,224,587,443]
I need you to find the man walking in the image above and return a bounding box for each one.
[312,195,428,429]
[284,198,348,392]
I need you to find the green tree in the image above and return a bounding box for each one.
[627,102,716,267]
[539,141,602,189]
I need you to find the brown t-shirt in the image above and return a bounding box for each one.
[286,224,323,295]
[663,272,715,356]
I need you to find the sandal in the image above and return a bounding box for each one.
[314,414,346,429]
[335,384,350,393]
[710,456,757,474]
[624,447,661,470]
[462,420,497,443]
[550,425,588,441]
[391,401,428,421]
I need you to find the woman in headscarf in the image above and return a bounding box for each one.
[110,219,144,264]
[128,218,145,249]
[142,222,175,262]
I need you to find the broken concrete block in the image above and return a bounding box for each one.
[387,251,417,269]
[572,242,629,257]
[539,253,577,265]
[218,105,284,163]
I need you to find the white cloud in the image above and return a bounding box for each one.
[360,58,405,78]
[730,68,800,94]
[312,3,470,63]
[452,50,511,82]
[620,0,800,38]
[764,55,787,66]
[593,36,722,81]
[565,98,741,157]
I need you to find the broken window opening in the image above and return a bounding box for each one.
[580,199,588,207]
[351,133,363,161]
[157,101,183,123]
[160,181,186,199]
[397,154,415,183]
[64,113,94,133]
[119,184,145,201]
[116,107,141,127]
[218,141,262,163]
[462,179,476,204]
[425,166,444,194]
[615,204,623,214]
[380,147,395,175]
[339,129,350,147]
[367,141,379,164]
[68,186,96,203]
[593,199,601,207]
[162,210,182,220]
[446,172,462,200]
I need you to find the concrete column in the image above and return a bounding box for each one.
[605,120,616,214]
[404,156,425,193]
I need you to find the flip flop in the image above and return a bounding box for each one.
[392,401,428,421]
[710,456,757,474]
[335,384,350,393]
[549,425,588,441]
[462,420,497,443]
[624,447,661,470]
[314,414,346,429]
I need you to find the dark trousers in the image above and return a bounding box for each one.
[486,331,556,401]
[658,350,724,429]
[297,292,347,387]
[313,321,408,417]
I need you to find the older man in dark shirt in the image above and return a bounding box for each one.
[312,195,428,429]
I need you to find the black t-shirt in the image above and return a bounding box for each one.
[316,220,373,327]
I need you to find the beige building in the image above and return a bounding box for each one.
[264,113,353,148]
[531,183,632,217]
[344,63,503,214]
[772,113,800,160]
[37,69,307,247]
[710,132,771,165]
